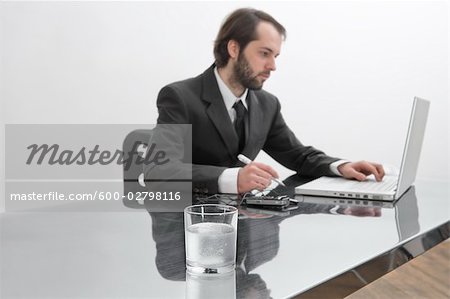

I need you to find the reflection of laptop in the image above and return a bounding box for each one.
[298,186,420,241]
[295,97,429,202]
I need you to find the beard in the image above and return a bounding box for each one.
[233,53,265,90]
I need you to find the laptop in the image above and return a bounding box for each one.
[295,97,429,202]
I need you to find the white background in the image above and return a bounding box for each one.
[1,1,449,212]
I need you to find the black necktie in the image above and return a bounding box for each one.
[233,100,246,152]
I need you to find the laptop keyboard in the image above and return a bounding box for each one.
[343,176,398,192]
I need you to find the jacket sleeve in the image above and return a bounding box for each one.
[263,98,341,178]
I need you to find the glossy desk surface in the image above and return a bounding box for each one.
[1,178,449,298]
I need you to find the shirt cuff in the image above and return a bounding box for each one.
[330,160,350,176]
[218,167,240,194]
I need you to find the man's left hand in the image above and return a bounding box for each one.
[338,161,385,182]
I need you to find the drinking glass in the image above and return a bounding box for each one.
[184,204,238,274]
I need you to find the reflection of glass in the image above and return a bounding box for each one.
[185,271,236,299]
[184,204,238,274]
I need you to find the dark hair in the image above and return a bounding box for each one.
[213,8,286,68]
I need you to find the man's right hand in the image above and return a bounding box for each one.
[237,162,279,193]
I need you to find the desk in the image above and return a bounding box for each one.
[1,178,448,298]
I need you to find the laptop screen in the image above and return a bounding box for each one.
[395,97,430,198]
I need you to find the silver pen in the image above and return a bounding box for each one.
[237,154,286,187]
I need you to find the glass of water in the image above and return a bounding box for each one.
[184,204,238,274]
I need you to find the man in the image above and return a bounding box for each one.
[154,8,384,195]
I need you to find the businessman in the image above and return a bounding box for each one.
[153,8,385,194]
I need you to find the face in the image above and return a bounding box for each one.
[232,21,282,90]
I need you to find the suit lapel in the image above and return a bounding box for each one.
[244,91,264,155]
[201,66,239,157]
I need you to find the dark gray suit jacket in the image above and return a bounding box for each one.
[154,64,340,194]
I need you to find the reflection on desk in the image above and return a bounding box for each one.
[1,179,447,299]
[144,182,420,298]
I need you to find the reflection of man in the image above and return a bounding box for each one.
[148,211,274,297]
[153,8,384,195]
[148,201,383,297]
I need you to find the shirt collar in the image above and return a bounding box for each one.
[214,67,248,111]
